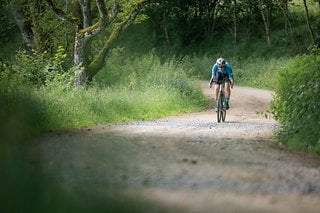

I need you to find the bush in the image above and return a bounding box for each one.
[271,47,320,153]
[7,46,70,86]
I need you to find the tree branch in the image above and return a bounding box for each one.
[77,0,113,37]
[44,0,79,28]
[96,0,108,18]
[87,0,149,79]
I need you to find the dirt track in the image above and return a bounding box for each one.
[33,81,320,212]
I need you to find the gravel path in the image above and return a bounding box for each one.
[32,81,320,212]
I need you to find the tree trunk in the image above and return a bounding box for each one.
[73,32,88,86]
[87,3,146,81]
[209,0,219,41]
[11,0,34,50]
[163,10,170,46]
[280,0,294,43]
[258,0,271,46]
[80,0,91,28]
[233,0,237,44]
[303,0,315,41]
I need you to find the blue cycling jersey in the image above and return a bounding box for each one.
[212,63,233,79]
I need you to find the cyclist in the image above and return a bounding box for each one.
[209,57,234,111]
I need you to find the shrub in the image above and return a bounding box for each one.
[272,47,320,153]
[6,46,70,86]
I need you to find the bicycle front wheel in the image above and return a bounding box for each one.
[221,108,226,122]
[217,94,224,123]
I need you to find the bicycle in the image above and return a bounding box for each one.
[210,74,228,123]
[216,79,227,123]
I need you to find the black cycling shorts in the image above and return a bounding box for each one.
[215,72,230,84]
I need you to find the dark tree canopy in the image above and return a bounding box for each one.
[2,0,319,85]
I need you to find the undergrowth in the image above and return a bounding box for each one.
[272,47,320,154]
[0,48,207,143]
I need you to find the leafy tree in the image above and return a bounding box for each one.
[5,0,74,56]
[145,0,285,47]
[9,0,34,50]
[0,1,17,47]
[44,0,149,86]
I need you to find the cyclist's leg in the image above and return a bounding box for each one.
[214,83,220,100]
[225,81,231,99]
[215,72,223,100]
[224,79,231,109]
[214,83,220,111]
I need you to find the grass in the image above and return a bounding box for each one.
[35,83,205,130]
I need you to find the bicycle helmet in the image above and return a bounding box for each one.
[216,57,226,66]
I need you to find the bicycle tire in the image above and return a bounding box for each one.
[217,107,221,123]
[222,108,226,122]
[217,93,224,123]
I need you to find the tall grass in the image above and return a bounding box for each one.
[165,52,290,90]
[35,82,206,131]
[232,56,290,89]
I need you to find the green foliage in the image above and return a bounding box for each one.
[0,2,16,46]
[0,86,45,144]
[39,83,205,130]
[145,0,319,49]
[2,46,71,87]
[95,51,207,111]
[1,47,207,133]
[0,84,49,212]
[271,47,320,153]
[233,56,289,89]
[43,52,205,129]
[95,50,201,96]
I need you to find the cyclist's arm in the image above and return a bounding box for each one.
[212,64,218,78]
[209,65,218,88]
[227,65,234,88]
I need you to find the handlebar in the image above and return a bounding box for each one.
[209,77,234,88]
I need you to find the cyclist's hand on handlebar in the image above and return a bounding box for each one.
[209,78,215,88]
[230,80,234,89]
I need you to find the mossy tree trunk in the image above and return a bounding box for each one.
[45,0,148,86]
